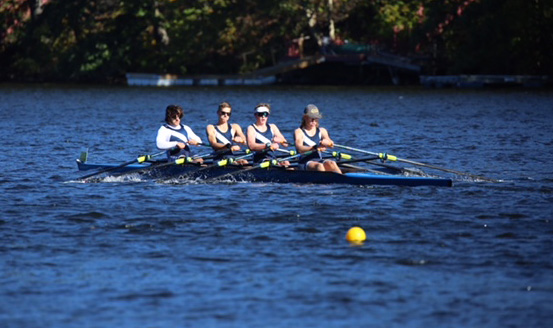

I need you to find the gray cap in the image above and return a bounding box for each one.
[304,104,322,119]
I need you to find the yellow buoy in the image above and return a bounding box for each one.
[346,226,366,244]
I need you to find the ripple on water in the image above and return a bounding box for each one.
[64,211,109,223]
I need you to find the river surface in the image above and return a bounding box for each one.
[1,84,552,327]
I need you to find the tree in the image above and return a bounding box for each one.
[1,0,551,82]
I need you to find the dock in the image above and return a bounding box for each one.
[420,75,551,88]
[126,73,277,87]
[126,56,326,87]
[126,53,549,88]
[126,51,420,86]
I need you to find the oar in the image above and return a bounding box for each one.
[170,150,255,177]
[94,143,216,180]
[160,147,289,183]
[326,151,411,175]
[205,150,315,183]
[334,144,498,182]
[115,155,207,178]
[152,150,256,183]
[79,143,212,181]
[333,154,380,165]
[278,149,392,174]
[318,151,403,175]
[114,147,245,179]
[213,150,253,167]
[275,148,298,156]
[263,149,314,167]
[158,147,250,168]
[77,148,174,180]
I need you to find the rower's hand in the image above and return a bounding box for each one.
[177,142,187,149]
[233,136,245,144]
[273,136,288,146]
[314,145,327,152]
[320,139,334,148]
[231,145,241,152]
[269,142,280,151]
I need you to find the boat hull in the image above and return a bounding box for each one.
[76,160,453,187]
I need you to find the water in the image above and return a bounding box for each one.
[1,84,552,327]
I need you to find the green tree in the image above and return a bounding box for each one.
[1,0,551,82]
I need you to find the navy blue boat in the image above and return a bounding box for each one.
[76,158,453,187]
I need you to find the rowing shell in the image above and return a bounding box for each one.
[76,159,453,187]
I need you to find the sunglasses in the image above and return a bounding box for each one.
[255,112,269,117]
[219,111,232,117]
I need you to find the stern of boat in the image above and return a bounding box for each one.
[76,148,89,170]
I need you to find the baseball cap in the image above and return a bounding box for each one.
[304,104,322,119]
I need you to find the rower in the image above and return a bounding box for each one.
[294,104,342,173]
[206,101,248,165]
[246,103,290,166]
[156,104,204,164]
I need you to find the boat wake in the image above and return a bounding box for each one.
[157,175,245,185]
[401,166,496,183]
[101,174,145,183]
[157,176,206,185]
[67,173,146,183]
[402,167,427,177]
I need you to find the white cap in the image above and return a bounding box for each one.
[255,106,270,113]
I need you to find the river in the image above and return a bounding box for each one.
[1,84,552,327]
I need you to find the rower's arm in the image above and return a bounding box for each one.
[232,123,246,144]
[206,124,229,150]
[156,126,178,150]
[319,127,334,148]
[294,128,312,153]
[184,126,203,145]
[247,125,266,151]
[271,124,289,146]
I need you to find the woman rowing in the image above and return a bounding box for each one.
[294,104,342,173]
[246,103,290,165]
[156,104,203,163]
[206,101,248,164]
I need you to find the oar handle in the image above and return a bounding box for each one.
[331,151,352,160]
[268,149,316,166]
[275,148,297,156]
[136,149,168,163]
[214,150,254,167]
